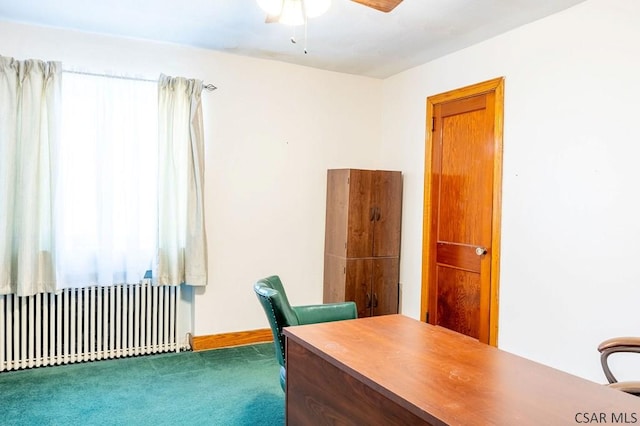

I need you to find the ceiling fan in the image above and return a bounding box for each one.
[259,0,404,26]
[258,0,403,52]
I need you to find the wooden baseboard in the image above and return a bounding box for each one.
[191,328,273,351]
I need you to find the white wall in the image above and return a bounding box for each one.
[0,21,383,335]
[383,0,640,382]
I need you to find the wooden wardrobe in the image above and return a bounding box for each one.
[323,169,402,317]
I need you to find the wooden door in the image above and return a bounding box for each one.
[421,78,504,345]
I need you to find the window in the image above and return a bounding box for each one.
[58,72,157,287]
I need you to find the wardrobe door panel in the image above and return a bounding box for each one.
[372,171,402,258]
[346,258,373,318]
[372,258,399,316]
[346,170,374,258]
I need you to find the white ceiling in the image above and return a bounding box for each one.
[0,0,587,78]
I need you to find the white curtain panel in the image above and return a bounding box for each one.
[57,72,158,288]
[156,74,208,287]
[0,56,61,296]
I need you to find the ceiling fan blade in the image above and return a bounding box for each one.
[350,0,403,13]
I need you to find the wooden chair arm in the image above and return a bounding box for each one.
[598,337,640,352]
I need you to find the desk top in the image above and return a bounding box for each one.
[284,314,640,425]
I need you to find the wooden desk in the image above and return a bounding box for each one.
[284,315,640,425]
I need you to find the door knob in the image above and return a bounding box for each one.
[475,247,488,256]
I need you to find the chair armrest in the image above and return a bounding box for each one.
[598,337,640,384]
[293,302,357,325]
[598,337,640,352]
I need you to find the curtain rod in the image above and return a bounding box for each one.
[62,69,217,91]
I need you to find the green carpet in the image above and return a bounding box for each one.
[0,343,284,425]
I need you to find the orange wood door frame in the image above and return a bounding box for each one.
[420,77,504,346]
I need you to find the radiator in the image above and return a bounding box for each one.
[0,284,188,372]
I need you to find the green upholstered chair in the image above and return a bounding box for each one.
[254,275,357,391]
[598,337,640,396]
